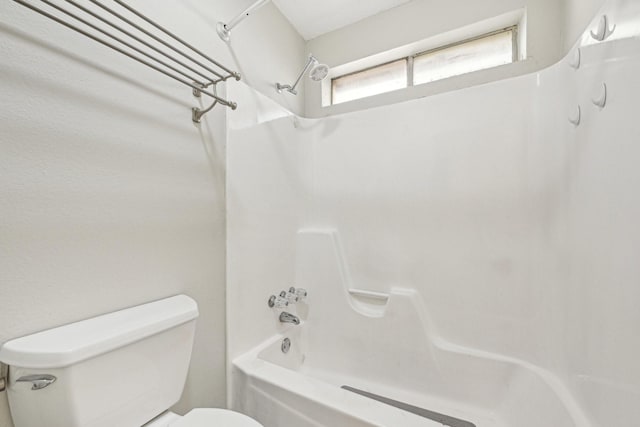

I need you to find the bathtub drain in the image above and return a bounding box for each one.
[341,386,476,427]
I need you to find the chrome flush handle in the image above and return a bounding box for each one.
[16,374,57,390]
[0,364,7,392]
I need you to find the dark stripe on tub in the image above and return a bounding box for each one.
[341,386,476,427]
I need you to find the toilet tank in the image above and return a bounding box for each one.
[0,295,199,427]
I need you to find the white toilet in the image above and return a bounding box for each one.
[0,295,263,427]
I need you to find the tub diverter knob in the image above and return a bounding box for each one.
[289,287,308,302]
[268,295,289,308]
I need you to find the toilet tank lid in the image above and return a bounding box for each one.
[0,295,199,369]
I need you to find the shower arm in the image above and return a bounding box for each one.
[276,56,317,95]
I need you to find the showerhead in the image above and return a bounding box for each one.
[309,62,329,81]
[276,55,330,95]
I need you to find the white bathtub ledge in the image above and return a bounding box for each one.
[233,349,444,427]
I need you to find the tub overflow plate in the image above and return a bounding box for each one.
[281,338,291,354]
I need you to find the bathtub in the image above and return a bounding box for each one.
[232,287,589,427]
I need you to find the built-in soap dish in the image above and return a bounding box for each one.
[348,288,389,317]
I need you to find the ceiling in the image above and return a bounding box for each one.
[272,0,414,41]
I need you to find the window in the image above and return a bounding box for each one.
[413,28,516,85]
[331,27,518,105]
[331,59,407,105]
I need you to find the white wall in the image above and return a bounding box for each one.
[227,1,640,424]
[0,1,304,426]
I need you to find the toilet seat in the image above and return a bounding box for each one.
[171,408,263,427]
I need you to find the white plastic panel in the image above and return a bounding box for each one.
[228,1,640,425]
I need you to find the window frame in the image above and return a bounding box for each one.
[330,25,519,106]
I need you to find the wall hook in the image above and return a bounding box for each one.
[590,15,616,41]
[592,83,607,108]
[568,106,581,126]
[568,48,581,69]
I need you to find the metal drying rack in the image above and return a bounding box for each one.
[13,0,241,123]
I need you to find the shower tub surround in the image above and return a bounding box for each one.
[232,230,586,427]
[227,1,640,426]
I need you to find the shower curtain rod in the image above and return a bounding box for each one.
[13,0,241,123]
[217,0,271,42]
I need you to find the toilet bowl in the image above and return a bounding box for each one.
[0,295,263,427]
[148,409,263,427]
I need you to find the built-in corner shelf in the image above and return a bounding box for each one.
[348,288,390,302]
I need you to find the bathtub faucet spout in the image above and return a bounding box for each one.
[279,311,300,325]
